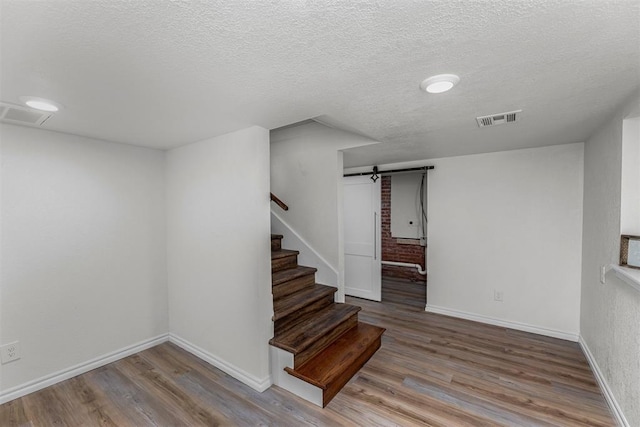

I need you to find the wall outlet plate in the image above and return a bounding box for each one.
[494,290,504,302]
[1,341,20,364]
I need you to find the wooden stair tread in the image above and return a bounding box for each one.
[285,322,385,406]
[271,249,299,260]
[270,304,361,354]
[270,234,283,251]
[285,322,385,388]
[273,284,337,321]
[272,266,317,286]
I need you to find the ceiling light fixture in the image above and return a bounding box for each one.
[20,96,61,112]
[420,74,460,94]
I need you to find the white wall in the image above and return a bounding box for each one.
[270,121,378,300]
[426,144,584,340]
[0,124,168,393]
[621,116,640,235]
[581,92,640,427]
[390,173,424,239]
[166,126,272,389]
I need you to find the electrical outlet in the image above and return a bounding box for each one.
[494,290,504,302]
[1,342,20,364]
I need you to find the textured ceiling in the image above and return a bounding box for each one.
[1,0,639,165]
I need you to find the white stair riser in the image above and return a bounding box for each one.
[270,345,323,406]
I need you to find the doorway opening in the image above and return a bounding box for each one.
[380,173,427,307]
[343,167,431,308]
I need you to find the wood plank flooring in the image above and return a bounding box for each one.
[1,279,614,426]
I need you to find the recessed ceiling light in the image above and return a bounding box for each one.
[20,96,61,112]
[420,74,460,94]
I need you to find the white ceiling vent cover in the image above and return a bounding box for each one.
[0,102,52,126]
[476,110,522,128]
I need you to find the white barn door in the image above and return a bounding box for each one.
[343,175,381,301]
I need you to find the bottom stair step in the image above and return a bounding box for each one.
[284,322,385,407]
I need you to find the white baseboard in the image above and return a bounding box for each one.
[169,334,272,392]
[0,332,272,405]
[579,336,629,427]
[425,304,579,342]
[0,334,169,405]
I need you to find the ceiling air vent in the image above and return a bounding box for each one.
[476,110,521,128]
[0,102,52,126]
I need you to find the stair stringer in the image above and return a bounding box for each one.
[270,345,323,406]
[271,211,342,302]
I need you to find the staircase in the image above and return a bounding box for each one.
[269,234,385,407]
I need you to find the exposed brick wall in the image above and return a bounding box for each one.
[381,176,426,282]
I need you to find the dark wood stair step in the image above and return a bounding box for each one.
[272,265,316,286]
[284,322,385,407]
[272,266,317,298]
[271,249,299,272]
[270,303,361,356]
[273,284,337,322]
[271,234,283,252]
[271,249,298,259]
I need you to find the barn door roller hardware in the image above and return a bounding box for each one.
[344,165,435,182]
